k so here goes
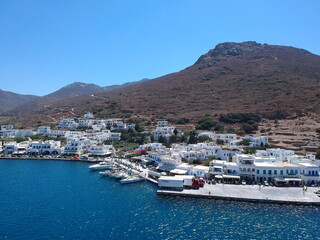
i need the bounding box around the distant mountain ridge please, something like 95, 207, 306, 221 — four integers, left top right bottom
2, 41, 320, 127
1, 78, 150, 116
0, 89, 39, 114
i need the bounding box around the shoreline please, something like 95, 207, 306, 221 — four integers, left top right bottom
3, 157, 320, 206
0, 156, 87, 162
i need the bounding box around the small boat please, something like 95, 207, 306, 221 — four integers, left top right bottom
120, 175, 144, 184
99, 170, 111, 176
107, 171, 122, 177
113, 171, 129, 180
88, 162, 114, 170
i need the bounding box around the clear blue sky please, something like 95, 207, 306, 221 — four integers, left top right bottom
0, 0, 319, 96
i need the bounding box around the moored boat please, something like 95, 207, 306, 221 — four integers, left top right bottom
88, 162, 114, 170
120, 175, 144, 184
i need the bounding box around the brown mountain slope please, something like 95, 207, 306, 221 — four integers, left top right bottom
0, 89, 39, 114
4, 41, 320, 127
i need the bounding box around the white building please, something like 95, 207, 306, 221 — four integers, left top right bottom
243, 136, 268, 148
49, 130, 70, 138
15, 130, 35, 138
266, 148, 295, 161
84, 112, 94, 118
297, 162, 319, 185
89, 145, 114, 156
26, 141, 62, 155
57, 118, 78, 130
198, 132, 237, 143
157, 120, 168, 127
4, 141, 28, 155
64, 139, 91, 155
37, 126, 51, 135
153, 126, 176, 142
1, 125, 14, 131
0, 129, 17, 139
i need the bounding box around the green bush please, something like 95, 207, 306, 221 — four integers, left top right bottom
238, 139, 251, 146
196, 116, 223, 131
219, 113, 261, 124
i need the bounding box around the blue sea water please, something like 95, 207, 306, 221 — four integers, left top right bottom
0, 159, 320, 240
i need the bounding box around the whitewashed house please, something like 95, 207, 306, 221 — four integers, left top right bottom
84, 112, 94, 118
4, 141, 28, 155
153, 126, 176, 142
26, 141, 62, 155
297, 162, 319, 185
37, 126, 51, 135
1, 125, 14, 131
89, 145, 114, 156
57, 118, 78, 130
15, 130, 35, 138
266, 148, 295, 161
157, 120, 168, 127
243, 136, 268, 147
64, 139, 91, 155
49, 130, 70, 138
198, 132, 237, 143
0, 129, 17, 139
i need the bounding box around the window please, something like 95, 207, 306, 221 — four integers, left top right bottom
257, 170, 260, 174
268, 170, 272, 175
263, 170, 266, 174
274, 170, 277, 175
280, 170, 283, 175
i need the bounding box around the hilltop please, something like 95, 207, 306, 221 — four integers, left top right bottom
2, 41, 320, 127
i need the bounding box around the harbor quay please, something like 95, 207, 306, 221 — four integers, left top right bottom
157, 183, 320, 205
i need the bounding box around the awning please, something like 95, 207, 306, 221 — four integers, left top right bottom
285, 178, 302, 182
274, 178, 287, 182
170, 169, 188, 175
215, 175, 223, 179
222, 175, 240, 179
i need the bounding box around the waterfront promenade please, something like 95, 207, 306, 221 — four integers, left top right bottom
158, 184, 320, 205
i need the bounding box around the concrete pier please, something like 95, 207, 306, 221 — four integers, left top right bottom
157, 184, 320, 205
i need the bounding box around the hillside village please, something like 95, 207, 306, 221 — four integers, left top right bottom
1, 112, 319, 186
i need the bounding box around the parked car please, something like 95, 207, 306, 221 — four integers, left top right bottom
264, 181, 269, 186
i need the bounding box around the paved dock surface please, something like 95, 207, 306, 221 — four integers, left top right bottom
158, 184, 320, 205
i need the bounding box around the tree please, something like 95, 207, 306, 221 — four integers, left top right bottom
176, 118, 190, 124
173, 128, 178, 136
238, 139, 251, 146
216, 139, 224, 145
196, 116, 223, 131
198, 135, 212, 143
158, 135, 167, 143
242, 122, 258, 134
188, 131, 198, 144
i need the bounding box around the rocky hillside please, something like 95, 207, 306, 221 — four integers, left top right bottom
45, 82, 106, 100
3, 41, 320, 127
0, 89, 39, 114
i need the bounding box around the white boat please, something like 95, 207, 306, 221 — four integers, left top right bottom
120, 175, 145, 184
89, 162, 114, 170
99, 170, 111, 176
113, 171, 129, 180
